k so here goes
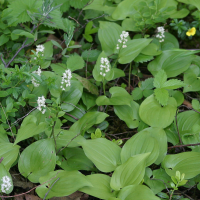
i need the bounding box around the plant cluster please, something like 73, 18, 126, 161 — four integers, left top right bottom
1, 0, 200, 200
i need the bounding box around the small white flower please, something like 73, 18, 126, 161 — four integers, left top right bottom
31, 66, 42, 87
37, 96, 46, 114
156, 26, 165, 42
116, 31, 129, 50
1, 176, 12, 193
99, 57, 110, 77
60, 69, 72, 91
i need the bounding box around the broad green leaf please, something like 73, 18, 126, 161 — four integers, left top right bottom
0, 143, 20, 170
162, 79, 185, 89
192, 99, 200, 111
56, 130, 85, 149
134, 54, 154, 63
110, 153, 150, 191
141, 78, 154, 90
14, 115, 46, 145
70, 0, 90, 9
122, 18, 141, 32
17, 31, 34, 38
169, 90, 184, 106
118, 185, 160, 200
162, 152, 200, 179
81, 138, 121, 173
61, 80, 83, 112
96, 87, 133, 106
161, 32, 179, 50
177, 111, 200, 134
153, 70, 167, 88
0, 91, 9, 97
0, 34, 9, 46
73, 74, 99, 95
148, 50, 197, 78
121, 127, 167, 165
36, 170, 92, 199
0, 163, 13, 194
83, 0, 105, 11
170, 8, 189, 18
141, 43, 162, 56
177, 0, 200, 10
82, 92, 97, 110
70, 111, 109, 134
61, 147, 94, 171
132, 88, 143, 100
114, 101, 139, 129
79, 174, 115, 199
154, 88, 169, 106
118, 39, 152, 64
67, 54, 85, 72
51, 63, 67, 76
139, 95, 177, 128
165, 124, 179, 146
92, 51, 114, 82
51, 39, 63, 49
0, 125, 9, 143
98, 21, 124, 56
18, 139, 56, 183
81, 49, 101, 62
183, 65, 200, 92
112, 0, 140, 20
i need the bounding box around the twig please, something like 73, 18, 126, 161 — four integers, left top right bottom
0, 102, 14, 139
56, 132, 81, 154
175, 109, 184, 150
0, 172, 61, 198
0, 54, 6, 66
43, 178, 60, 200
152, 178, 170, 193
64, 102, 85, 114
65, 113, 79, 121
168, 143, 200, 149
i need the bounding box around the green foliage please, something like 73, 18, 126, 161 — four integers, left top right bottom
1, 0, 200, 199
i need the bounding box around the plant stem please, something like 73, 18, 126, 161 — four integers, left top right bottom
103, 80, 106, 95
129, 63, 132, 93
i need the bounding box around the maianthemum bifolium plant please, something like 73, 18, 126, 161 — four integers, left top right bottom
1, 0, 200, 199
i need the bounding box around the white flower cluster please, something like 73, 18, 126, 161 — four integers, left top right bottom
31, 66, 42, 87
61, 69, 72, 91
116, 31, 129, 49
37, 96, 46, 114
34, 45, 45, 60
156, 27, 165, 42
100, 57, 110, 77
1, 176, 12, 193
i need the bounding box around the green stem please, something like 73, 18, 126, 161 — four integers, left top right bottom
103, 80, 106, 96
129, 63, 132, 93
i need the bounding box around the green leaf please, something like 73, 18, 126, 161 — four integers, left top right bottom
121, 127, 167, 165
14, 115, 46, 145
0, 163, 13, 194
61, 147, 94, 171
83, 34, 93, 42
161, 32, 179, 50
0, 143, 20, 170
110, 153, 150, 191
18, 139, 56, 183
148, 50, 197, 78
83, 0, 104, 11
134, 54, 154, 63
118, 39, 152, 64
153, 70, 167, 88
17, 31, 34, 38
51, 40, 63, 49
162, 79, 185, 89
139, 95, 177, 128
132, 88, 143, 100
96, 87, 133, 106
169, 90, 184, 107
0, 34, 9, 46
73, 73, 99, 95
36, 170, 92, 199
177, 0, 200, 10
114, 101, 139, 129
154, 88, 169, 106
141, 43, 162, 56
118, 185, 160, 200
122, 18, 141, 32
51, 63, 67, 76
81, 49, 101, 62
141, 78, 154, 90
80, 138, 121, 173
67, 54, 85, 72
162, 152, 200, 179
79, 174, 115, 199
192, 99, 200, 111
0, 91, 9, 97
70, 0, 90, 9
98, 21, 124, 56
183, 65, 200, 92
61, 80, 83, 112
70, 111, 108, 135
